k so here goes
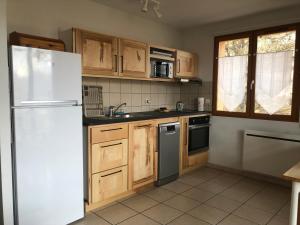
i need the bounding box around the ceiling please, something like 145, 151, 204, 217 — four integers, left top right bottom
94, 0, 300, 29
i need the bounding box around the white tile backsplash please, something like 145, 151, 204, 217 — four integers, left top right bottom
131, 81, 142, 94
82, 77, 205, 113
109, 79, 121, 93
132, 94, 142, 107
121, 80, 132, 93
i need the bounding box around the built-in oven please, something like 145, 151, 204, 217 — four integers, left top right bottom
188, 115, 210, 155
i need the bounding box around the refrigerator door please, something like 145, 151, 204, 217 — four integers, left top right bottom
13, 106, 84, 225
10, 46, 82, 107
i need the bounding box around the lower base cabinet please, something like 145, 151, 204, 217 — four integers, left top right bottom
92, 166, 128, 203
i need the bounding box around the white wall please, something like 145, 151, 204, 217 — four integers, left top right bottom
7, 0, 183, 49
0, 0, 14, 224
183, 6, 300, 169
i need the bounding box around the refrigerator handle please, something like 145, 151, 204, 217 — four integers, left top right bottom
20, 100, 80, 106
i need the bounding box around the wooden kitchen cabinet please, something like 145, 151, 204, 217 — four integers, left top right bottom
92, 166, 128, 203
10, 32, 65, 51
92, 139, 128, 173
119, 39, 149, 78
176, 50, 198, 78
129, 120, 156, 189
73, 29, 118, 76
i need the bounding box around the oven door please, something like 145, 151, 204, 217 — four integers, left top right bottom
188, 124, 210, 154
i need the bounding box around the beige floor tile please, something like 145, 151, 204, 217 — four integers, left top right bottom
95, 203, 137, 224
211, 173, 242, 185
164, 195, 200, 212
70, 213, 110, 225
91, 201, 117, 212
276, 203, 290, 218
188, 204, 228, 225
178, 175, 206, 186
122, 195, 158, 212
191, 167, 223, 181
245, 193, 287, 214
205, 195, 242, 213
218, 215, 258, 225
167, 214, 210, 225
118, 214, 160, 225
161, 181, 192, 193
182, 188, 215, 203
117, 193, 139, 202
233, 204, 274, 225
142, 204, 183, 224
197, 180, 228, 194
267, 215, 289, 225
221, 180, 262, 203
143, 187, 176, 202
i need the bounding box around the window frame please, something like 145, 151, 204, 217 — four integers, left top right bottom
212, 23, 300, 122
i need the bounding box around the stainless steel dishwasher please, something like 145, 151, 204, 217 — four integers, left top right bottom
156, 122, 180, 186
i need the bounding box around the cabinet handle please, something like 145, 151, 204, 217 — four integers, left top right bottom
120, 56, 124, 73
100, 43, 104, 62
101, 170, 122, 178
177, 59, 180, 73
184, 122, 188, 146
101, 128, 122, 132
114, 55, 118, 73
101, 142, 122, 148
137, 124, 152, 128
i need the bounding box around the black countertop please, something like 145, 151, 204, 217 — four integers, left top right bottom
83, 110, 211, 126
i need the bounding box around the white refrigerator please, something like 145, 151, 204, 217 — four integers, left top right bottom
10, 46, 84, 225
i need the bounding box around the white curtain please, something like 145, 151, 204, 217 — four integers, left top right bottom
218, 56, 248, 111
255, 51, 294, 115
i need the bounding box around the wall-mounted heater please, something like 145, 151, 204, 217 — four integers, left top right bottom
243, 130, 300, 178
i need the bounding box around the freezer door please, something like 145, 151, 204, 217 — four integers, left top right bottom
13, 106, 84, 225
11, 46, 82, 107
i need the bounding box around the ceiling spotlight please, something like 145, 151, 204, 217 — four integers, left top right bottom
140, 0, 162, 18
152, 0, 162, 18
141, 0, 149, 12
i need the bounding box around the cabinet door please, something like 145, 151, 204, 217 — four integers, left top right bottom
129, 121, 155, 189
119, 39, 148, 78
180, 117, 189, 172
92, 139, 128, 173
92, 166, 128, 203
176, 50, 198, 78
76, 30, 118, 76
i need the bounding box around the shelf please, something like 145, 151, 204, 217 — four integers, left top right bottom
150, 54, 175, 62
82, 74, 178, 82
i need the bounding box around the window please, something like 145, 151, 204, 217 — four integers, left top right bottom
213, 24, 300, 121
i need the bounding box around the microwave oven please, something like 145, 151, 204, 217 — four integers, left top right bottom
151, 60, 174, 78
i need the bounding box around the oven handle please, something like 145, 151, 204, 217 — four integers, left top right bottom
189, 124, 211, 130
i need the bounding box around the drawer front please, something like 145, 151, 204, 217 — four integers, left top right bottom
91, 124, 128, 144
92, 166, 128, 203
92, 139, 128, 173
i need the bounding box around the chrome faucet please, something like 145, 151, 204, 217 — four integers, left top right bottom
109, 102, 127, 117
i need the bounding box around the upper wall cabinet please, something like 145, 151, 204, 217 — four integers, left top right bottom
119, 39, 148, 78
73, 29, 118, 76
61, 29, 148, 78
60, 28, 199, 80
175, 50, 198, 78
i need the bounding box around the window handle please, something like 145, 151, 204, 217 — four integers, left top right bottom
250, 80, 255, 90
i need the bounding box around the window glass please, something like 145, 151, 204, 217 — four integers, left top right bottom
217, 38, 249, 112
255, 31, 296, 115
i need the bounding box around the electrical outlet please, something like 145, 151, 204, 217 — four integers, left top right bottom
145, 98, 151, 105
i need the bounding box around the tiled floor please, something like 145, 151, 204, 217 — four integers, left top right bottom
72, 167, 291, 225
